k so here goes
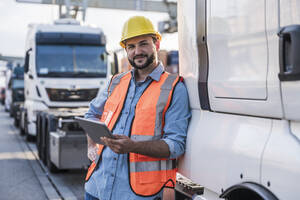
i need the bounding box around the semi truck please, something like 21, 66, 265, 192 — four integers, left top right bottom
21, 18, 110, 171
175, 0, 300, 200
0, 64, 6, 105
4, 64, 12, 112
8, 65, 25, 127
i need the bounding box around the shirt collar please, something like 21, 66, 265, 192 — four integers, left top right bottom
131, 63, 164, 82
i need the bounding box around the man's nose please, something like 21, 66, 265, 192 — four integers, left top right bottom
134, 45, 143, 55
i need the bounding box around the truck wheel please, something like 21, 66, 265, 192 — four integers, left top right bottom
36, 114, 42, 160
20, 123, 25, 135
14, 116, 19, 127
40, 118, 47, 165
45, 124, 59, 173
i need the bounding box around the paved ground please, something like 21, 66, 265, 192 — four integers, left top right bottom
0, 104, 175, 200
0, 105, 86, 200
0, 105, 49, 200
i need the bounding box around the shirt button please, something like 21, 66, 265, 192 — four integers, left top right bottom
113, 157, 117, 160
121, 127, 124, 129
125, 111, 128, 114
111, 173, 114, 177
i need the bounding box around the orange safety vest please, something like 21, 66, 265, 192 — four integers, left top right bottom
85, 70, 182, 197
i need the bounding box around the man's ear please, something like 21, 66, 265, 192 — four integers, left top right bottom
155, 40, 160, 51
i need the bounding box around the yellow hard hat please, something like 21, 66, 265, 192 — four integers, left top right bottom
120, 16, 162, 48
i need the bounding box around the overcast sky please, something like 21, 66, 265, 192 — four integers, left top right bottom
0, 0, 178, 57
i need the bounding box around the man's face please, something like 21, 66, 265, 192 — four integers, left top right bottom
125, 35, 158, 70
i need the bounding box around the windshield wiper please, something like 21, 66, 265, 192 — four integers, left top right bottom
38, 71, 106, 78
38, 71, 72, 77
72, 72, 106, 77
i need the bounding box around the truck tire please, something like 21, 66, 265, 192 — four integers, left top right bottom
20, 127, 25, 135
14, 116, 19, 127
9, 107, 13, 117
36, 113, 42, 160
19, 118, 25, 135
45, 116, 59, 173
19, 109, 26, 135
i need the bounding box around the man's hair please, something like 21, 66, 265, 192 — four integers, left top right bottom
151, 35, 158, 43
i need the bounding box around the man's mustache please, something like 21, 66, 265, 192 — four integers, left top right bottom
133, 54, 147, 60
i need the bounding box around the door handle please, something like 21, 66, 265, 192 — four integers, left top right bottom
278, 25, 300, 81
28, 73, 33, 79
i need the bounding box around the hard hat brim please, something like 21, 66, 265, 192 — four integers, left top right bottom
120, 32, 161, 48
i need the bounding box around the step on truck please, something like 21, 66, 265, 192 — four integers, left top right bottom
175, 1, 300, 200
22, 18, 110, 171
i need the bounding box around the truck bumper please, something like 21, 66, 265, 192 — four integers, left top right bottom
50, 132, 90, 169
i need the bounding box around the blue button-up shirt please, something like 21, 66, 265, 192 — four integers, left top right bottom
85, 64, 191, 200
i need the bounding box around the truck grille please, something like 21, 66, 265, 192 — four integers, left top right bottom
46, 88, 98, 102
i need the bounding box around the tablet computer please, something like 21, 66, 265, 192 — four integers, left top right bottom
75, 117, 113, 145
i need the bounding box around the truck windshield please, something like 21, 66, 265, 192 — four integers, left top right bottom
12, 79, 24, 89
36, 45, 107, 78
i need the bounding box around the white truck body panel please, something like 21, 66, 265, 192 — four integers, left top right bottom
178, 0, 300, 199
178, 110, 272, 196
261, 120, 300, 200
177, 0, 200, 110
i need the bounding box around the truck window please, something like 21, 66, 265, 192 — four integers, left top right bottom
12, 79, 24, 89
36, 45, 107, 78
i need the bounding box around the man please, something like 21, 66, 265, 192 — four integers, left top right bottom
84, 16, 191, 200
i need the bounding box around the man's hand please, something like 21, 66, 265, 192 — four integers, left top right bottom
101, 135, 135, 154
101, 135, 170, 158
87, 143, 98, 161
87, 135, 97, 161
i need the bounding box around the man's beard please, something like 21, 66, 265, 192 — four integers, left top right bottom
128, 53, 155, 70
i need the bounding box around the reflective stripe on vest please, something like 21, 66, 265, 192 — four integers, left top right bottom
85, 71, 181, 197
130, 159, 176, 173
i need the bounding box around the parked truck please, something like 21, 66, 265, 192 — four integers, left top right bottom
8, 65, 25, 126
0, 64, 5, 105
4, 63, 13, 112
175, 0, 300, 200
22, 18, 110, 171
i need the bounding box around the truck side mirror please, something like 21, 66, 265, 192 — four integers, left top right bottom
100, 52, 108, 62
8, 79, 12, 89
112, 52, 119, 75
24, 48, 32, 73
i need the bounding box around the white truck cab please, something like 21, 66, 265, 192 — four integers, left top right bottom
176, 1, 300, 200
23, 18, 109, 138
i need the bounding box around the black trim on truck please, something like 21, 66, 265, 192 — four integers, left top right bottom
36, 32, 106, 46
278, 25, 300, 81
196, 0, 210, 110
220, 182, 278, 200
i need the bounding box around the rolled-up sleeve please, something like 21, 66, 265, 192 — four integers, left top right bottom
84, 81, 110, 121
161, 81, 191, 159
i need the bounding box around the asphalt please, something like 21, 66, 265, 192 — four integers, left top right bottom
0, 105, 60, 200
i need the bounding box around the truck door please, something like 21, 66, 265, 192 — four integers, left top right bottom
202, 0, 283, 118
278, 0, 300, 121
